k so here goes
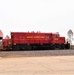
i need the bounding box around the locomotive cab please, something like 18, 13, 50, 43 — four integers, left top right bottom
51, 33, 70, 49
51, 33, 60, 44
51, 33, 65, 49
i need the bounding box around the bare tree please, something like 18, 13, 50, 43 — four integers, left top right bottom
67, 29, 73, 45
5, 35, 10, 39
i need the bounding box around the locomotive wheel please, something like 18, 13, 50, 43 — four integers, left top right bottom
25, 45, 32, 50
50, 44, 55, 50
12, 45, 20, 51
59, 44, 65, 49
20, 45, 32, 50
61, 44, 65, 49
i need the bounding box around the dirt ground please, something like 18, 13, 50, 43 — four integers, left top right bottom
0, 56, 74, 75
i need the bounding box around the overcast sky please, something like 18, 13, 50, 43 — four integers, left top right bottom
0, 0, 74, 38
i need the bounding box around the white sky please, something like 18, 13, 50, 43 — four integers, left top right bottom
0, 0, 74, 38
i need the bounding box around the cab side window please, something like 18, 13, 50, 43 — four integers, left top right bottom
54, 34, 59, 38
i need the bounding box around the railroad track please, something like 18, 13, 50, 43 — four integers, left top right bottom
0, 49, 74, 57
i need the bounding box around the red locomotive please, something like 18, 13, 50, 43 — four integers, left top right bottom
0, 31, 70, 50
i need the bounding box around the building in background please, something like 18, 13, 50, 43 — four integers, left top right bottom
0, 30, 3, 49
0, 30, 3, 38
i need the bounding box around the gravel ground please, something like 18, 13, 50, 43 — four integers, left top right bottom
0, 49, 74, 57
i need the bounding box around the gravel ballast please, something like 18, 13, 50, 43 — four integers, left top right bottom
0, 49, 74, 57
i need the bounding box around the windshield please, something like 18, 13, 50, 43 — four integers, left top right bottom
54, 34, 59, 38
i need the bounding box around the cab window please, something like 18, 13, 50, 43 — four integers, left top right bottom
54, 34, 59, 38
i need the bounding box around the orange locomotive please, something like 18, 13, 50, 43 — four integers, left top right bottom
1, 32, 70, 50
